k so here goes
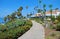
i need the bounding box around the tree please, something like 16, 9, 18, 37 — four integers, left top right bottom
57, 15, 60, 22
17, 11, 21, 19
39, 0, 41, 4
43, 4, 46, 18
30, 13, 32, 17
26, 6, 28, 9
38, 0, 42, 8
17, 6, 23, 12
49, 4, 53, 20
11, 13, 16, 20
38, 0, 42, 13
26, 6, 29, 18
37, 9, 42, 13
27, 14, 29, 18
55, 8, 59, 18
17, 6, 23, 18
55, 8, 59, 10
27, 13, 32, 18
4, 16, 7, 22
34, 6, 38, 11
7, 15, 11, 21
43, 4, 47, 27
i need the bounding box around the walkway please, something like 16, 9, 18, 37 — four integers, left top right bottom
18, 20, 45, 39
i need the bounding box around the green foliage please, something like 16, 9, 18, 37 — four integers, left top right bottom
50, 33, 56, 37
0, 20, 32, 39
51, 16, 55, 22
57, 15, 60, 22
25, 20, 32, 26
56, 22, 60, 31
49, 26, 55, 29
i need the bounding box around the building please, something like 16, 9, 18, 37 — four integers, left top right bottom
32, 10, 60, 18
46, 10, 60, 18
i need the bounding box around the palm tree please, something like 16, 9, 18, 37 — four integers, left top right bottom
39, 0, 41, 3
34, 6, 38, 11
17, 6, 23, 12
49, 4, 52, 20
43, 4, 46, 19
27, 13, 32, 18
37, 9, 42, 13
17, 11, 21, 19
27, 14, 29, 18
55, 8, 59, 18
26, 6, 29, 18
39, 0, 42, 7
55, 8, 59, 10
26, 6, 28, 9
29, 13, 32, 17
4, 16, 7, 22
38, 0, 42, 13
11, 13, 16, 20
7, 15, 11, 21
17, 6, 23, 18
43, 4, 47, 27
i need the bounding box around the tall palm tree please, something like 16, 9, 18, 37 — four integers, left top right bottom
43, 4, 47, 27
26, 6, 29, 18
17, 6, 23, 18
49, 4, 52, 20
38, 0, 42, 13
43, 4, 46, 19
34, 6, 38, 11
39, 0, 42, 8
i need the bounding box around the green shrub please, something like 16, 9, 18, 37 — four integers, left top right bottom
57, 15, 60, 22
0, 20, 32, 39
51, 16, 55, 22
49, 26, 55, 29
25, 20, 32, 26
50, 33, 56, 37
56, 22, 60, 31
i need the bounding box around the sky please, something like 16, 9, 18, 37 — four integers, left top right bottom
0, 0, 60, 18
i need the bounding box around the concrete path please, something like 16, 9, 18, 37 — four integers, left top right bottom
18, 21, 45, 39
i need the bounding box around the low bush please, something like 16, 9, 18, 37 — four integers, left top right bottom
49, 25, 55, 29
57, 15, 60, 22
56, 22, 60, 31
0, 20, 32, 39
51, 16, 55, 22
50, 33, 56, 37
25, 20, 32, 26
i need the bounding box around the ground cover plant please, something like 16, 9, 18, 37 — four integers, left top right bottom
0, 19, 32, 39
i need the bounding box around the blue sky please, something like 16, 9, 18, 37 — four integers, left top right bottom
0, 0, 60, 18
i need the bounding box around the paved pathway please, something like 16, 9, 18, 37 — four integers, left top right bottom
18, 21, 45, 39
